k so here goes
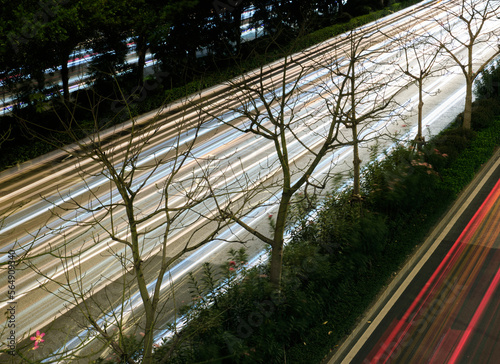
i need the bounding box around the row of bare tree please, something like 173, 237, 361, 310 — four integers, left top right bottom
2, 1, 500, 362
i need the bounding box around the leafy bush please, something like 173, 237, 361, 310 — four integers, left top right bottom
475, 60, 500, 100
470, 98, 500, 130
356, 6, 373, 16
429, 127, 476, 162
440, 119, 500, 196
336, 12, 352, 23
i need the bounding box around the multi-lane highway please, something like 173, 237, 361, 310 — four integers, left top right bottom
1, 0, 500, 360
0, 45, 157, 115
0, 7, 261, 115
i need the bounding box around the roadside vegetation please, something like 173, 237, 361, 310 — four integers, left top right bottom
109, 63, 500, 363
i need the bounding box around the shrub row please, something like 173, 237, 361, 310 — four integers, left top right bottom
148, 111, 500, 363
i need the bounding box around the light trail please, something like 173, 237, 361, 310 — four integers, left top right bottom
367, 176, 500, 364
2, 0, 500, 360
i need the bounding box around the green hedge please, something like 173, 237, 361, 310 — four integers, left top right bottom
275, 120, 500, 363
151, 112, 500, 363
440, 120, 500, 196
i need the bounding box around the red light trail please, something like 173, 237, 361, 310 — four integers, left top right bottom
367, 177, 500, 363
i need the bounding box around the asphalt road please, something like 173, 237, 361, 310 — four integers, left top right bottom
329, 147, 500, 364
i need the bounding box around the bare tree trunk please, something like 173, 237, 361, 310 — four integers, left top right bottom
269, 240, 284, 288
352, 122, 361, 199
136, 34, 147, 87
60, 55, 70, 104
269, 191, 292, 287
142, 316, 155, 364
463, 80, 473, 129
350, 71, 361, 201
463, 50, 474, 130
416, 77, 425, 148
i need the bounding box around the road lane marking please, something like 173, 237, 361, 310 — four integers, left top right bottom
336, 150, 500, 363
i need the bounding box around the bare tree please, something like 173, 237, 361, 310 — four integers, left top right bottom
431, 0, 500, 129
7, 88, 226, 363
385, 20, 446, 148
0, 126, 10, 147
201, 45, 348, 288
317, 28, 402, 200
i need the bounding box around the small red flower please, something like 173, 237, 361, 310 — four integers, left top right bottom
229, 267, 235, 272
30, 330, 45, 350
229, 260, 236, 266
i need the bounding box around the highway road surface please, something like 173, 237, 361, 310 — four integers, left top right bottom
0, 8, 260, 115
329, 148, 500, 364
1, 0, 499, 361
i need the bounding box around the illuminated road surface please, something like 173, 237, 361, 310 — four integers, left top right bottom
371, 181, 500, 363
1, 0, 499, 360
336, 154, 500, 364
